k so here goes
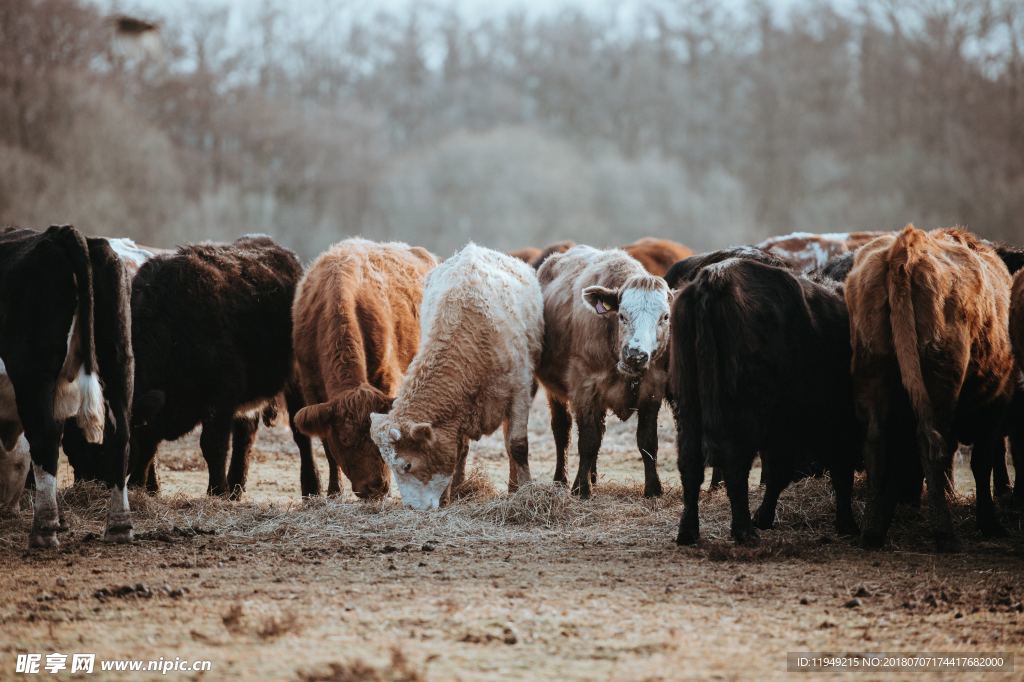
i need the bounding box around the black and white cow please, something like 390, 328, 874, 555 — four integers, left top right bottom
0, 226, 132, 548
127, 235, 311, 498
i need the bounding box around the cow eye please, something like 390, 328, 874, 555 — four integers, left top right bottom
403, 462, 412, 473
661, 313, 669, 322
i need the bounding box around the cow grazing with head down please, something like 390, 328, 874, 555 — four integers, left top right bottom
292, 239, 438, 498
621, 237, 694, 277
758, 231, 888, 274
535, 246, 672, 498
671, 256, 860, 544
846, 226, 1015, 552
0, 225, 127, 548
370, 244, 543, 509
128, 235, 311, 499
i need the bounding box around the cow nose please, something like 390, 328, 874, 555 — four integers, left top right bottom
625, 349, 649, 367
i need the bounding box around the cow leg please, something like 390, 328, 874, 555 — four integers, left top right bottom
322, 440, 342, 496
722, 448, 757, 544
920, 428, 960, 552
858, 379, 895, 549
571, 405, 604, 499
993, 438, 1011, 500
13, 377, 63, 549
443, 436, 470, 505
830, 452, 859, 536
199, 414, 232, 497
549, 395, 571, 486
676, 402, 703, 545
708, 467, 724, 490
227, 414, 259, 500
284, 387, 319, 497
752, 452, 788, 530
128, 428, 162, 494
504, 385, 532, 492
971, 435, 1007, 538
637, 400, 662, 498
1009, 419, 1024, 507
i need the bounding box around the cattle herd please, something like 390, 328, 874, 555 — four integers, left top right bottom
1, 224, 1023, 555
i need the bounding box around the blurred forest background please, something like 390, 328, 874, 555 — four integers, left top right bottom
1, 0, 1022, 258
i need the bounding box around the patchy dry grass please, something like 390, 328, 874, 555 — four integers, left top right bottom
2, 405, 1023, 680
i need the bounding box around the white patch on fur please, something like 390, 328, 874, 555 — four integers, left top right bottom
0, 359, 19, 423
107, 238, 154, 270
0, 434, 30, 513
618, 287, 670, 360
109, 484, 129, 516
75, 367, 105, 444
32, 464, 58, 526
395, 471, 452, 510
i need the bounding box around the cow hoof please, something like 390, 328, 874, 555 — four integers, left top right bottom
553, 476, 568, 487
572, 485, 592, 500
28, 530, 59, 550
643, 481, 663, 498
104, 526, 134, 543
934, 533, 963, 554
676, 526, 699, 546
751, 509, 774, 530
731, 526, 759, 545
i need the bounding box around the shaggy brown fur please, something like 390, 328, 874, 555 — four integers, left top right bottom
370, 245, 544, 509
535, 246, 672, 499
846, 225, 1015, 552
292, 239, 437, 499
621, 237, 694, 277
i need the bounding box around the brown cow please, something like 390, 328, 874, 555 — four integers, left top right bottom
536, 246, 672, 498
621, 237, 694, 277
370, 244, 544, 509
292, 239, 437, 498
759, 231, 887, 273
509, 246, 542, 264
846, 226, 1015, 552
530, 240, 575, 269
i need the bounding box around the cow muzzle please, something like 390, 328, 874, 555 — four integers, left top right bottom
620, 348, 650, 374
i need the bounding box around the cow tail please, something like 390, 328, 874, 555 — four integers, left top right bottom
887, 226, 941, 458
53, 225, 105, 444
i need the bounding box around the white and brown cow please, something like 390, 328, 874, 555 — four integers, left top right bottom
535, 245, 672, 498
0, 226, 123, 548
370, 244, 544, 509
757, 231, 887, 274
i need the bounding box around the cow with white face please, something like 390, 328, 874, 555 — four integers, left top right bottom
369, 244, 544, 511
536, 245, 673, 499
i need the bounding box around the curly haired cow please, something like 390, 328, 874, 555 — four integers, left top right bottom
846, 226, 1015, 551
370, 244, 543, 509
671, 257, 860, 544
758, 230, 888, 273
292, 239, 438, 498
536, 246, 672, 498
128, 235, 310, 499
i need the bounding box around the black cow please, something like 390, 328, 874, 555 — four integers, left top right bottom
670, 257, 860, 544
664, 246, 786, 291
0, 225, 132, 548
127, 235, 311, 498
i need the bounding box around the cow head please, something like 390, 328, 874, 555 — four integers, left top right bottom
583, 274, 671, 376
368, 412, 456, 510
293, 384, 393, 499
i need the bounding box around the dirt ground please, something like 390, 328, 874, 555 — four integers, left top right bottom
2, 392, 1023, 681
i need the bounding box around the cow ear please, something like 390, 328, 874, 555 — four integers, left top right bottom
293, 402, 337, 437
369, 413, 399, 443
582, 285, 619, 314
409, 422, 434, 446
